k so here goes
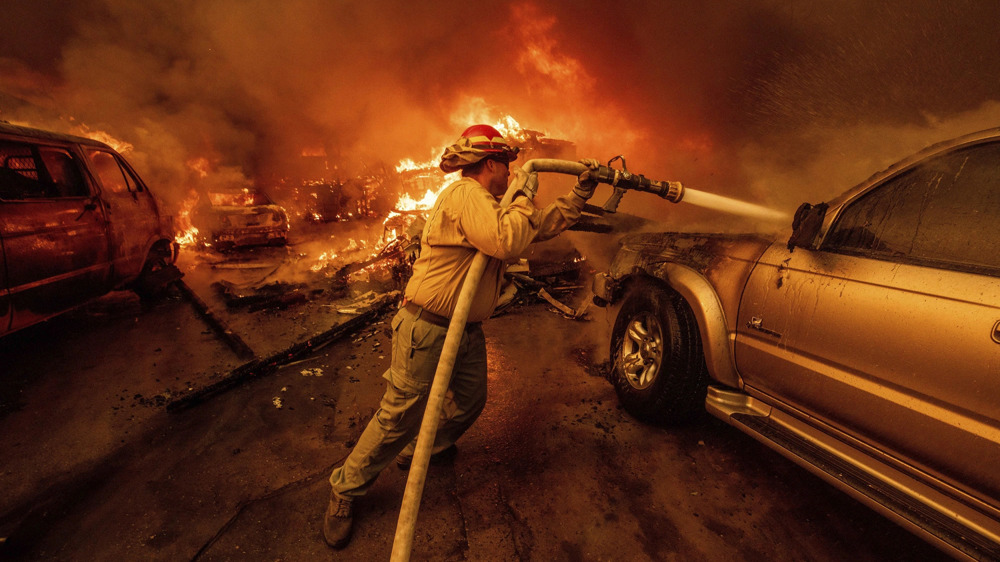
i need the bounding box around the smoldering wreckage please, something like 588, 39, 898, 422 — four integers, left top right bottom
125, 130, 670, 412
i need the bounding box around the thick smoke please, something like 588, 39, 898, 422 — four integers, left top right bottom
2, 0, 1000, 222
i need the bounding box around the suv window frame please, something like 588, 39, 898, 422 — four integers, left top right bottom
820, 141, 1000, 278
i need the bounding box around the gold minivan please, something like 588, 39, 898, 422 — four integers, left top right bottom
0, 123, 177, 337
594, 127, 1000, 560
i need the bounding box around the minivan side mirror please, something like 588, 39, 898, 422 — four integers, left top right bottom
787, 202, 828, 250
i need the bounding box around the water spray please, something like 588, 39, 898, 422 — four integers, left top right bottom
390, 157, 785, 561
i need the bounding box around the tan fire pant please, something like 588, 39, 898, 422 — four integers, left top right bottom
329, 306, 487, 499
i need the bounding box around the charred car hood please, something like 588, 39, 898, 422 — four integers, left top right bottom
616, 232, 774, 272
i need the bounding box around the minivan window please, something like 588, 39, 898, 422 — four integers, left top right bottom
85, 148, 141, 194
824, 141, 1000, 275
0, 140, 87, 200
38, 148, 88, 197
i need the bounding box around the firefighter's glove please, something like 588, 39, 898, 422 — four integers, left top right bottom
573, 158, 600, 200
512, 165, 539, 201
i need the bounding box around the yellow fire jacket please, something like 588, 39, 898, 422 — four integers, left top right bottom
404, 176, 586, 322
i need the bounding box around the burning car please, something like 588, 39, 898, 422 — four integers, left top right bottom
0, 123, 178, 337
198, 188, 288, 251
593, 128, 1000, 559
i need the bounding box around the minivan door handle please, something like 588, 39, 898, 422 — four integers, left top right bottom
75, 199, 99, 221
992, 320, 1000, 344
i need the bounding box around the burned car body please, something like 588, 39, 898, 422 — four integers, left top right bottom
0, 123, 177, 337
593, 128, 1000, 559
199, 189, 287, 250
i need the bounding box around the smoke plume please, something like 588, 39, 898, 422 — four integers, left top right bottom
2, 0, 999, 221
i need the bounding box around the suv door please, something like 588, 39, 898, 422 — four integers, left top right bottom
0, 139, 111, 334
82, 148, 159, 282
735, 141, 1000, 508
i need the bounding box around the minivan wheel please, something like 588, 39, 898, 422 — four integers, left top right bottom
132, 249, 178, 301
609, 279, 710, 424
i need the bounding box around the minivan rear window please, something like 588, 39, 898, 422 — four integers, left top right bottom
0, 141, 88, 200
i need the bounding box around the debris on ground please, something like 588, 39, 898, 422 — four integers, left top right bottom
335, 290, 401, 315
538, 288, 593, 320
167, 297, 397, 412
213, 280, 321, 311
211, 261, 281, 270
493, 253, 595, 320
493, 280, 520, 315
333, 235, 417, 289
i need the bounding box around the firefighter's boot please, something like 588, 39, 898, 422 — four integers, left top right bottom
323, 492, 353, 549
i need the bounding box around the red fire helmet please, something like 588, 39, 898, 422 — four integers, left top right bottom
458, 124, 520, 162
440, 124, 521, 173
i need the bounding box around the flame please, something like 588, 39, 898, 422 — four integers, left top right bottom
68, 124, 134, 154
301, 146, 326, 157
395, 188, 445, 211
391, 113, 528, 212
168, 159, 211, 246
307, 113, 558, 283
493, 115, 529, 142
187, 157, 211, 178
310, 250, 338, 272
174, 191, 201, 246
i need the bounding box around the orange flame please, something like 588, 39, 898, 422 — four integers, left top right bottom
68, 124, 134, 154
187, 157, 211, 179
392, 114, 528, 212
174, 196, 200, 247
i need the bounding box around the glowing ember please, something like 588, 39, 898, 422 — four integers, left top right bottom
310, 250, 338, 272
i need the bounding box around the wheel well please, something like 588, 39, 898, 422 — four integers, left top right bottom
616, 273, 683, 310
146, 238, 177, 264
615, 270, 741, 389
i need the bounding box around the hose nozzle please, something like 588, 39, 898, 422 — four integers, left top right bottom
594, 156, 683, 213
594, 165, 684, 203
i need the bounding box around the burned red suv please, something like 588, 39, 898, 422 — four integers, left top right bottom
0, 123, 177, 337
593, 127, 1000, 560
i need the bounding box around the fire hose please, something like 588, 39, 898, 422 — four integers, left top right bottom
389, 157, 687, 561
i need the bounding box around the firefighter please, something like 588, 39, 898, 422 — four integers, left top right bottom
323, 124, 599, 549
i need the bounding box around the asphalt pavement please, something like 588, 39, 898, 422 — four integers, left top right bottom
0, 283, 949, 561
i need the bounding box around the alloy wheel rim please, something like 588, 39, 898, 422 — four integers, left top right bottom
619, 312, 663, 390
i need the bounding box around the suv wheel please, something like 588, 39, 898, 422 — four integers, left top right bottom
609, 279, 709, 424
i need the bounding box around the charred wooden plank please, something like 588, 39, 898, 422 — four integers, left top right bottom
166, 297, 397, 413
